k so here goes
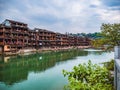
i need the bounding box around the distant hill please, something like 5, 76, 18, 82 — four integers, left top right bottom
67, 32, 103, 39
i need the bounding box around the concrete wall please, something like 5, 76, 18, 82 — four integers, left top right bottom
115, 46, 120, 59
114, 46, 120, 90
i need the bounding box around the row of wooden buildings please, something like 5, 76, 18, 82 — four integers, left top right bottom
0, 19, 91, 53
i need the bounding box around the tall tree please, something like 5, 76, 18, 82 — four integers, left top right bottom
92, 23, 120, 49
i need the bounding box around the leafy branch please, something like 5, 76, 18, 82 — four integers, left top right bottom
62, 60, 114, 90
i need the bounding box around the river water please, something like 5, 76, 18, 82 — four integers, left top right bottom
0, 49, 114, 90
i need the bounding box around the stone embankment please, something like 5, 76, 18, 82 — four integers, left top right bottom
2, 46, 91, 56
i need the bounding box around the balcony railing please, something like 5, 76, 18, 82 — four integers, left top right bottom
0, 35, 4, 38
0, 30, 3, 32
0, 42, 4, 45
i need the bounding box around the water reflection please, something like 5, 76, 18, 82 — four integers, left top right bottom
0, 49, 90, 85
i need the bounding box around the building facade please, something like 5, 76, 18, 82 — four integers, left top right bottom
0, 19, 91, 53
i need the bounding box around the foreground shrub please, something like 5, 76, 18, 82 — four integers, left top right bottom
62, 60, 114, 90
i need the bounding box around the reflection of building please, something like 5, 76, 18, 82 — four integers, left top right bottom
0, 50, 88, 85
4, 56, 10, 63
0, 19, 91, 53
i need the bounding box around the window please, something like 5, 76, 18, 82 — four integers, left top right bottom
7, 46, 10, 49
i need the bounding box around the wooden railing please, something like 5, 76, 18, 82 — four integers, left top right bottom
0, 42, 4, 45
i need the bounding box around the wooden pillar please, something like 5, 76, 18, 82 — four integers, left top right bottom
1, 46, 4, 55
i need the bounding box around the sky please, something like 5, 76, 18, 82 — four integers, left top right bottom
0, 0, 120, 34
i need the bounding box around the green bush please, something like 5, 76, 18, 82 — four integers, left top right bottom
62, 60, 114, 90
103, 59, 114, 71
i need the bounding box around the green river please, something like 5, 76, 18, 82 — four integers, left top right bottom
0, 49, 114, 90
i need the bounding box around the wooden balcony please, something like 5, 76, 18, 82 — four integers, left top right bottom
4, 42, 11, 45
4, 30, 11, 33
0, 29, 4, 32
0, 35, 4, 38
18, 36, 25, 39
4, 35, 11, 39
0, 42, 4, 45
11, 31, 18, 34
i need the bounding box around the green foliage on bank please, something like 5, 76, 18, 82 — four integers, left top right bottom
92, 23, 120, 49
62, 60, 114, 90
70, 32, 102, 39
103, 59, 114, 71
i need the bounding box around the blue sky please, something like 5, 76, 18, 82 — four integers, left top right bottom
0, 0, 120, 33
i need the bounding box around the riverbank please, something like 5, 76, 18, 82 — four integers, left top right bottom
1, 46, 91, 56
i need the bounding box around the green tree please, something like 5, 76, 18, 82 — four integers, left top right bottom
62, 61, 114, 90
92, 23, 120, 49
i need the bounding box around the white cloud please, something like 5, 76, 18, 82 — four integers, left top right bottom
96, 8, 120, 23
90, 0, 102, 6
0, 0, 120, 33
